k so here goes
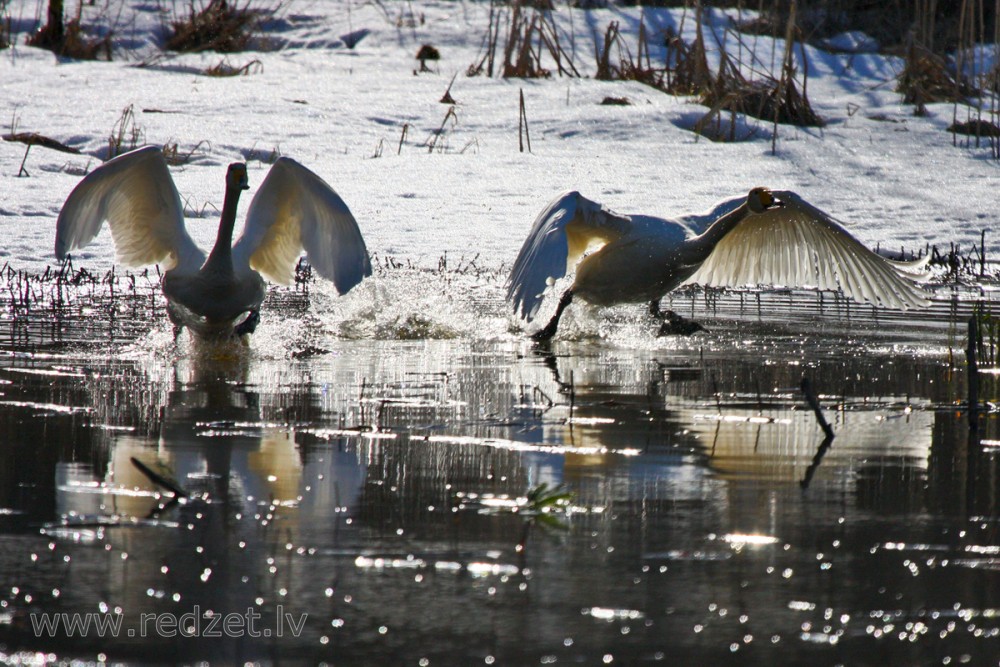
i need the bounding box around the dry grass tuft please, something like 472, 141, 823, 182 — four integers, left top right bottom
948, 119, 1000, 138
697, 55, 824, 140
204, 57, 263, 76
162, 140, 210, 166
897, 43, 976, 114
467, 0, 578, 79
166, 0, 264, 54
594, 20, 666, 90
28, 8, 112, 61
696, 4, 823, 145
108, 104, 143, 159
663, 26, 711, 95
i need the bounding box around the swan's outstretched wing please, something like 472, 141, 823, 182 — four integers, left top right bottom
684, 190, 930, 309
506, 191, 632, 321
55, 146, 202, 271
234, 158, 372, 292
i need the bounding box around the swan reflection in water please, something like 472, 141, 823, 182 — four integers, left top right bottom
51, 345, 367, 644
520, 346, 933, 515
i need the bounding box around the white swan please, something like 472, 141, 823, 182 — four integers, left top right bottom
507, 188, 931, 340
55, 146, 372, 339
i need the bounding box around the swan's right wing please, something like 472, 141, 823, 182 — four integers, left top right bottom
684, 190, 930, 309
55, 146, 202, 271
506, 191, 630, 322
234, 157, 372, 292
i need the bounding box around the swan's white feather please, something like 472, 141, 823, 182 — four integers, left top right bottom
683, 190, 930, 309
506, 191, 631, 321
55, 146, 203, 273
234, 157, 372, 291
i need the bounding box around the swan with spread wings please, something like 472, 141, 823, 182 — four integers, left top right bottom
506, 188, 931, 340
56, 146, 372, 339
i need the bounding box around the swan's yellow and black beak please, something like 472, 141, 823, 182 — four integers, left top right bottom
747, 187, 778, 214
227, 163, 250, 191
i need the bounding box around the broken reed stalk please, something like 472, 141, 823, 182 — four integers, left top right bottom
397, 123, 409, 155
594, 20, 619, 81
800, 377, 835, 440
17, 143, 30, 177
425, 106, 457, 153
519, 88, 531, 153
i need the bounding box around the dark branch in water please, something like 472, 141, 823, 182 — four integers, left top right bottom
130, 457, 188, 498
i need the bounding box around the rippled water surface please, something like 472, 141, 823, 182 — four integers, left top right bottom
1, 279, 998, 666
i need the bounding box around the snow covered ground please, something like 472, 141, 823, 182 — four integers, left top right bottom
1, 0, 997, 333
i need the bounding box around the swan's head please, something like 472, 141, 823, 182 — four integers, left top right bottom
227, 163, 250, 192
747, 187, 777, 214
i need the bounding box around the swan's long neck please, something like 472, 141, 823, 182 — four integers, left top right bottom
682, 202, 751, 264
202, 181, 244, 275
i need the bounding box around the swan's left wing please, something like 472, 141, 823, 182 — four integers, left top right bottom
55, 146, 202, 272
234, 158, 372, 292
506, 191, 631, 322
684, 190, 931, 309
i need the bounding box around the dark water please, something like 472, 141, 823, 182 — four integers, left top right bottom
0, 283, 999, 666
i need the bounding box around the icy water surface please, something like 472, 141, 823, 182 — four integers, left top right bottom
0, 281, 999, 666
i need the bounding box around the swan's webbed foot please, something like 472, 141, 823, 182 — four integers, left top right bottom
234, 310, 260, 337
648, 299, 705, 336
655, 309, 705, 337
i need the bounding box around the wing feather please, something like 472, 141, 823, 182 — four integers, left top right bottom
684, 190, 929, 309
55, 146, 201, 271
234, 158, 372, 292
506, 191, 631, 322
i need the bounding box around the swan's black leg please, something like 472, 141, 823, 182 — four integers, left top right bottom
649, 298, 664, 319
234, 310, 260, 337
531, 290, 574, 342
166, 305, 184, 342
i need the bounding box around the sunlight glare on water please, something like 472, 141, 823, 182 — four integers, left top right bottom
1, 292, 999, 665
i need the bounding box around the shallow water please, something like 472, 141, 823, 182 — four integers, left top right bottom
0, 278, 999, 666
